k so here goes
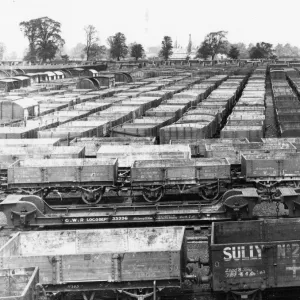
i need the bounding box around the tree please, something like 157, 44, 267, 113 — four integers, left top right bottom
159, 36, 173, 60
5, 51, 18, 60
196, 41, 211, 60
130, 43, 144, 61
69, 43, 85, 60
88, 44, 107, 60
275, 44, 285, 58
228, 46, 240, 59
196, 31, 228, 60
249, 47, 265, 59
107, 32, 128, 61
249, 42, 274, 59
19, 18, 39, 62
0, 43, 6, 61
233, 43, 248, 59
20, 17, 65, 62
61, 54, 69, 62
83, 25, 99, 61
274, 43, 300, 58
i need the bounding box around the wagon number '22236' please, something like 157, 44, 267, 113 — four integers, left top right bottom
223, 243, 300, 262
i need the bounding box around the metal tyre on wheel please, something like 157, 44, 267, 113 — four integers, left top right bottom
142, 186, 165, 203
81, 187, 105, 205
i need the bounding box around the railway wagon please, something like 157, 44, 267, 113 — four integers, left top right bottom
0, 267, 39, 300
220, 125, 264, 142
0, 227, 188, 300
261, 137, 300, 150
131, 158, 231, 202
241, 152, 300, 181
97, 144, 191, 168
70, 137, 156, 157
7, 158, 118, 204
0, 146, 85, 169
176, 114, 218, 137
279, 122, 300, 137
211, 218, 300, 300
0, 138, 61, 147
171, 138, 249, 157
205, 142, 296, 164
160, 123, 209, 143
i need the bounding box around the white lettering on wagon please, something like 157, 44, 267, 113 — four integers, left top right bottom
223, 243, 300, 262
225, 268, 265, 278
223, 245, 263, 261
277, 243, 300, 259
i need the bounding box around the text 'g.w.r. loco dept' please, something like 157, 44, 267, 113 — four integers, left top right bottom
223, 243, 300, 261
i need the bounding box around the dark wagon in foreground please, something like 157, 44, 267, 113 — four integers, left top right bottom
211, 218, 300, 299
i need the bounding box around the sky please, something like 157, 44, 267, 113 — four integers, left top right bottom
1, 0, 300, 57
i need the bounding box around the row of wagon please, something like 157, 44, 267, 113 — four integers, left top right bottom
271, 70, 300, 137
0, 74, 192, 138
111, 74, 229, 141
1, 137, 300, 203
220, 68, 266, 142
4, 218, 300, 300
0, 64, 258, 142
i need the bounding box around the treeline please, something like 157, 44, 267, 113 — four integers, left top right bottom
1, 16, 300, 62
195, 31, 300, 60
17, 17, 146, 63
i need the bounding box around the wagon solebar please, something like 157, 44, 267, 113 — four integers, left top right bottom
1, 187, 300, 228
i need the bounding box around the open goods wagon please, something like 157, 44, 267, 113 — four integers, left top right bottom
241, 152, 300, 181
70, 137, 156, 157
0, 227, 191, 300
7, 158, 118, 204
131, 158, 231, 202
0, 267, 39, 300
211, 218, 300, 300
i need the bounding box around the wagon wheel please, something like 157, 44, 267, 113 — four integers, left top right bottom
80, 186, 105, 205
221, 189, 243, 202
142, 186, 165, 203
224, 195, 248, 211
198, 182, 220, 201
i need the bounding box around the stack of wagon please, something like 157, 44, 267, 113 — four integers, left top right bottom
221, 71, 266, 142
271, 70, 300, 137
109, 97, 168, 138
159, 75, 230, 143
109, 76, 208, 140
161, 75, 246, 144
288, 76, 300, 96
